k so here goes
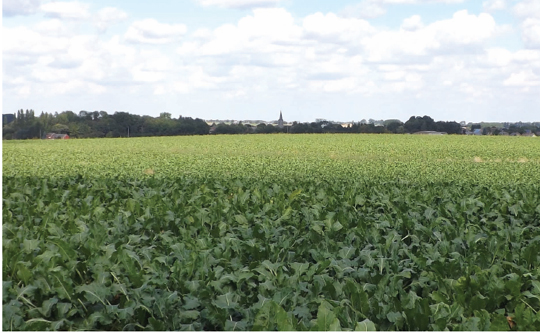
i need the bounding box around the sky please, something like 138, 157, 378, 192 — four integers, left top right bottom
2, 0, 540, 123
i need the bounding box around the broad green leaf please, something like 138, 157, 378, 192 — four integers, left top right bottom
316, 301, 340, 331
289, 189, 302, 202
403, 290, 421, 310
51, 319, 66, 330
458, 317, 481, 331
56, 302, 72, 318
329, 318, 341, 331
253, 301, 273, 331
275, 303, 295, 331
3, 281, 12, 303
22, 239, 40, 254
40, 297, 59, 317
386, 311, 403, 324
489, 314, 510, 331
312, 224, 324, 235
345, 279, 370, 315
3, 301, 24, 331
149, 318, 166, 331
214, 293, 238, 309
235, 215, 248, 224
531, 280, 540, 295
514, 303, 537, 330
75, 283, 108, 305
355, 319, 376, 331
180, 310, 200, 320
333, 221, 343, 232
182, 296, 200, 310
225, 320, 248, 331
50, 239, 77, 260
16, 265, 32, 285
24, 318, 51, 331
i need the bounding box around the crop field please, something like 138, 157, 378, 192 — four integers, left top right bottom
3, 134, 540, 330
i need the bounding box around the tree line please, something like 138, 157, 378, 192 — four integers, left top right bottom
3, 110, 466, 140
2, 110, 210, 140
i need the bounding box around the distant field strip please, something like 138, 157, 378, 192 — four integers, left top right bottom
3, 134, 540, 183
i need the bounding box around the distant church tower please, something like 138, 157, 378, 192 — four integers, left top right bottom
278, 111, 284, 128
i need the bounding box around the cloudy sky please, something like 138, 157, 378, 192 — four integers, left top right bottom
3, 0, 540, 123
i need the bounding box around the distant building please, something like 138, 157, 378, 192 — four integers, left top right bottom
278, 111, 284, 129
413, 131, 447, 135
45, 133, 70, 139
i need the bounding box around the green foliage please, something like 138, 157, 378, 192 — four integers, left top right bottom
3, 134, 540, 330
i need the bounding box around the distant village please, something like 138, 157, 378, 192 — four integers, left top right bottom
2, 110, 539, 140
204, 113, 539, 137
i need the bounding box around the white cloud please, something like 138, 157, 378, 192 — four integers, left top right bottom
309, 77, 361, 93
34, 19, 71, 36
170, 8, 518, 100
3, 0, 40, 16
303, 12, 375, 43
3, 21, 159, 98
521, 18, 540, 49
238, 8, 300, 42
513, 0, 540, 19
484, 47, 512, 67
340, 1, 386, 19
196, 0, 282, 9
512, 0, 540, 49
383, 70, 406, 81
3, 5, 539, 121
175, 8, 419, 95
401, 15, 423, 31
341, 0, 468, 20
366, 10, 496, 62
125, 19, 187, 44
483, 0, 506, 12
430, 10, 496, 45
131, 50, 173, 82
3, 26, 70, 56
40, 1, 90, 20
504, 70, 540, 86
37, 80, 107, 95
375, 0, 465, 3
95, 7, 128, 32
364, 10, 496, 63
188, 8, 302, 57
341, 0, 467, 20
513, 49, 540, 63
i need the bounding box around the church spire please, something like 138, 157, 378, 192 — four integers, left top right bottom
278, 110, 284, 128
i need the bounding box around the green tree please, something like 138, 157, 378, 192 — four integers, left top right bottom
51, 123, 70, 134
386, 120, 404, 133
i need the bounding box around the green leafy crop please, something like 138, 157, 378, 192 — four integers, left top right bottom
3, 134, 540, 330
